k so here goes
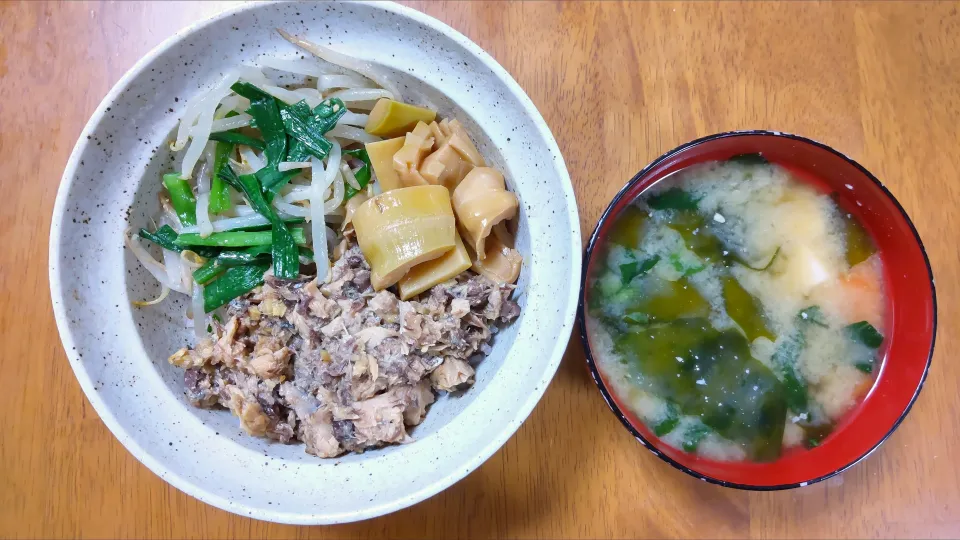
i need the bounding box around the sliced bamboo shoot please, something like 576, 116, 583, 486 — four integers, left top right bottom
419, 119, 479, 190
410, 122, 432, 138
365, 137, 406, 192
365, 99, 437, 138
341, 191, 369, 231
442, 119, 485, 167
492, 222, 514, 248
420, 144, 474, 190
428, 119, 485, 166
452, 167, 518, 259
428, 120, 448, 146
353, 185, 456, 290
398, 232, 472, 300
369, 267, 392, 291
471, 233, 522, 284
393, 122, 435, 187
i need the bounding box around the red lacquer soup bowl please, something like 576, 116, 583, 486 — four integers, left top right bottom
578, 131, 936, 489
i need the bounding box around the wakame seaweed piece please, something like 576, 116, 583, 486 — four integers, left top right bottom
139, 225, 219, 258
621, 254, 660, 285
688, 330, 788, 461
666, 211, 729, 265
770, 330, 809, 416
624, 275, 711, 323
846, 321, 884, 349
202, 261, 272, 312
622, 311, 651, 326
236, 173, 300, 280
722, 276, 776, 342
613, 318, 719, 403
208, 131, 266, 150
615, 318, 787, 461
343, 147, 372, 200
653, 403, 681, 436
646, 187, 700, 210
839, 206, 877, 267
739, 246, 781, 272
802, 422, 835, 449
727, 153, 769, 165
798, 305, 829, 328
681, 422, 712, 452
669, 209, 780, 271
594, 265, 707, 331
782, 369, 809, 415
607, 205, 649, 248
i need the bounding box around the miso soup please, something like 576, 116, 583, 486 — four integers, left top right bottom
586, 157, 886, 462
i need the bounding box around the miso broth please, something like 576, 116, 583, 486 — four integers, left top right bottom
587, 157, 886, 462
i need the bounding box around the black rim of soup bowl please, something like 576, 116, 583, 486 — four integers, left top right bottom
576, 130, 938, 491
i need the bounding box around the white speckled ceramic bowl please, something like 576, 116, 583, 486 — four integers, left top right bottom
49, 1, 579, 525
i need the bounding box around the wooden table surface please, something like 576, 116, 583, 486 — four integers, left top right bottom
2, 1, 959, 538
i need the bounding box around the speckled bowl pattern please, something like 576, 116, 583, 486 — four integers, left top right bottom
49, 2, 580, 524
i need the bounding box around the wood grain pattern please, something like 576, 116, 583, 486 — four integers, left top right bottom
1, 1, 958, 538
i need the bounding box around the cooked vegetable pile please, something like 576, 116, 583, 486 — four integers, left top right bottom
125, 30, 528, 457
127, 30, 524, 340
